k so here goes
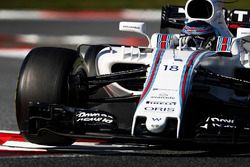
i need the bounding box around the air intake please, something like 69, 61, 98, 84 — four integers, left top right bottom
186, 0, 214, 19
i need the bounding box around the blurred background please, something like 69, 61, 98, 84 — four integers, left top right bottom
0, 0, 249, 10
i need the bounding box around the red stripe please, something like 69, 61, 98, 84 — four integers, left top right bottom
0, 133, 107, 145
140, 50, 163, 101
161, 34, 167, 49
0, 133, 26, 145
196, 30, 207, 32
181, 51, 203, 102
221, 37, 228, 51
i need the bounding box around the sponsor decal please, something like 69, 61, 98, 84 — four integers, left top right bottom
151, 93, 175, 100
152, 118, 162, 122
159, 93, 168, 97
152, 88, 178, 92
151, 125, 160, 128
146, 101, 176, 105
144, 107, 175, 112
200, 117, 236, 129
241, 32, 250, 35
151, 96, 175, 100
178, 7, 185, 14
232, 10, 249, 22
76, 111, 114, 124
123, 25, 141, 30
164, 65, 179, 71
201, 117, 250, 131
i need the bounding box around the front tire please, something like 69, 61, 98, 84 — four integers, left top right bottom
16, 47, 87, 146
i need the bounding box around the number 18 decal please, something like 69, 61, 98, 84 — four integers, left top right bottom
164, 65, 179, 71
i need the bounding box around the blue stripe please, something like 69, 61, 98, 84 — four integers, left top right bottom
157, 34, 162, 48
217, 37, 222, 51
166, 35, 170, 49
179, 50, 209, 107
218, 37, 224, 51
156, 34, 174, 49
220, 37, 223, 51
226, 38, 232, 51
144, 49, 160, 87
217, 37, 233, 52
139, 49, 165, 105
140, 50, 165, 103
185, 51, 211, 96
167, 35, 172, 49
179, 51, 200, 106
177, 50, 211, 121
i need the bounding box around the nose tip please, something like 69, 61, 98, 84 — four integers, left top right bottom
145, 117, 167, 133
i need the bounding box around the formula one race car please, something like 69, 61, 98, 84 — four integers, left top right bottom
15, 0, 250, 147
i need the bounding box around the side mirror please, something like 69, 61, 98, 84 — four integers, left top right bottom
119, 22, 151, 47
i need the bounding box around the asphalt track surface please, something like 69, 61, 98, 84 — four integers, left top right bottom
1, 19, 250, 167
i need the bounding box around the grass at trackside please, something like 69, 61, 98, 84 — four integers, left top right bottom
0, 0, 249, 10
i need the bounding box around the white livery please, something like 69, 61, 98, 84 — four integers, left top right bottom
94, 0, 250, 137
16, 0, 250, 146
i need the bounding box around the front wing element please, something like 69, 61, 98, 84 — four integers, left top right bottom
23, 102, 250, 147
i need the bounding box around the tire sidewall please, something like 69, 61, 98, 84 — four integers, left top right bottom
16, 47, 81, 145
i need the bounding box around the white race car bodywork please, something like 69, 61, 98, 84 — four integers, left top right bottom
82, 0, 250, 138
132, 49, 216, 136
15, 0, 250, 147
